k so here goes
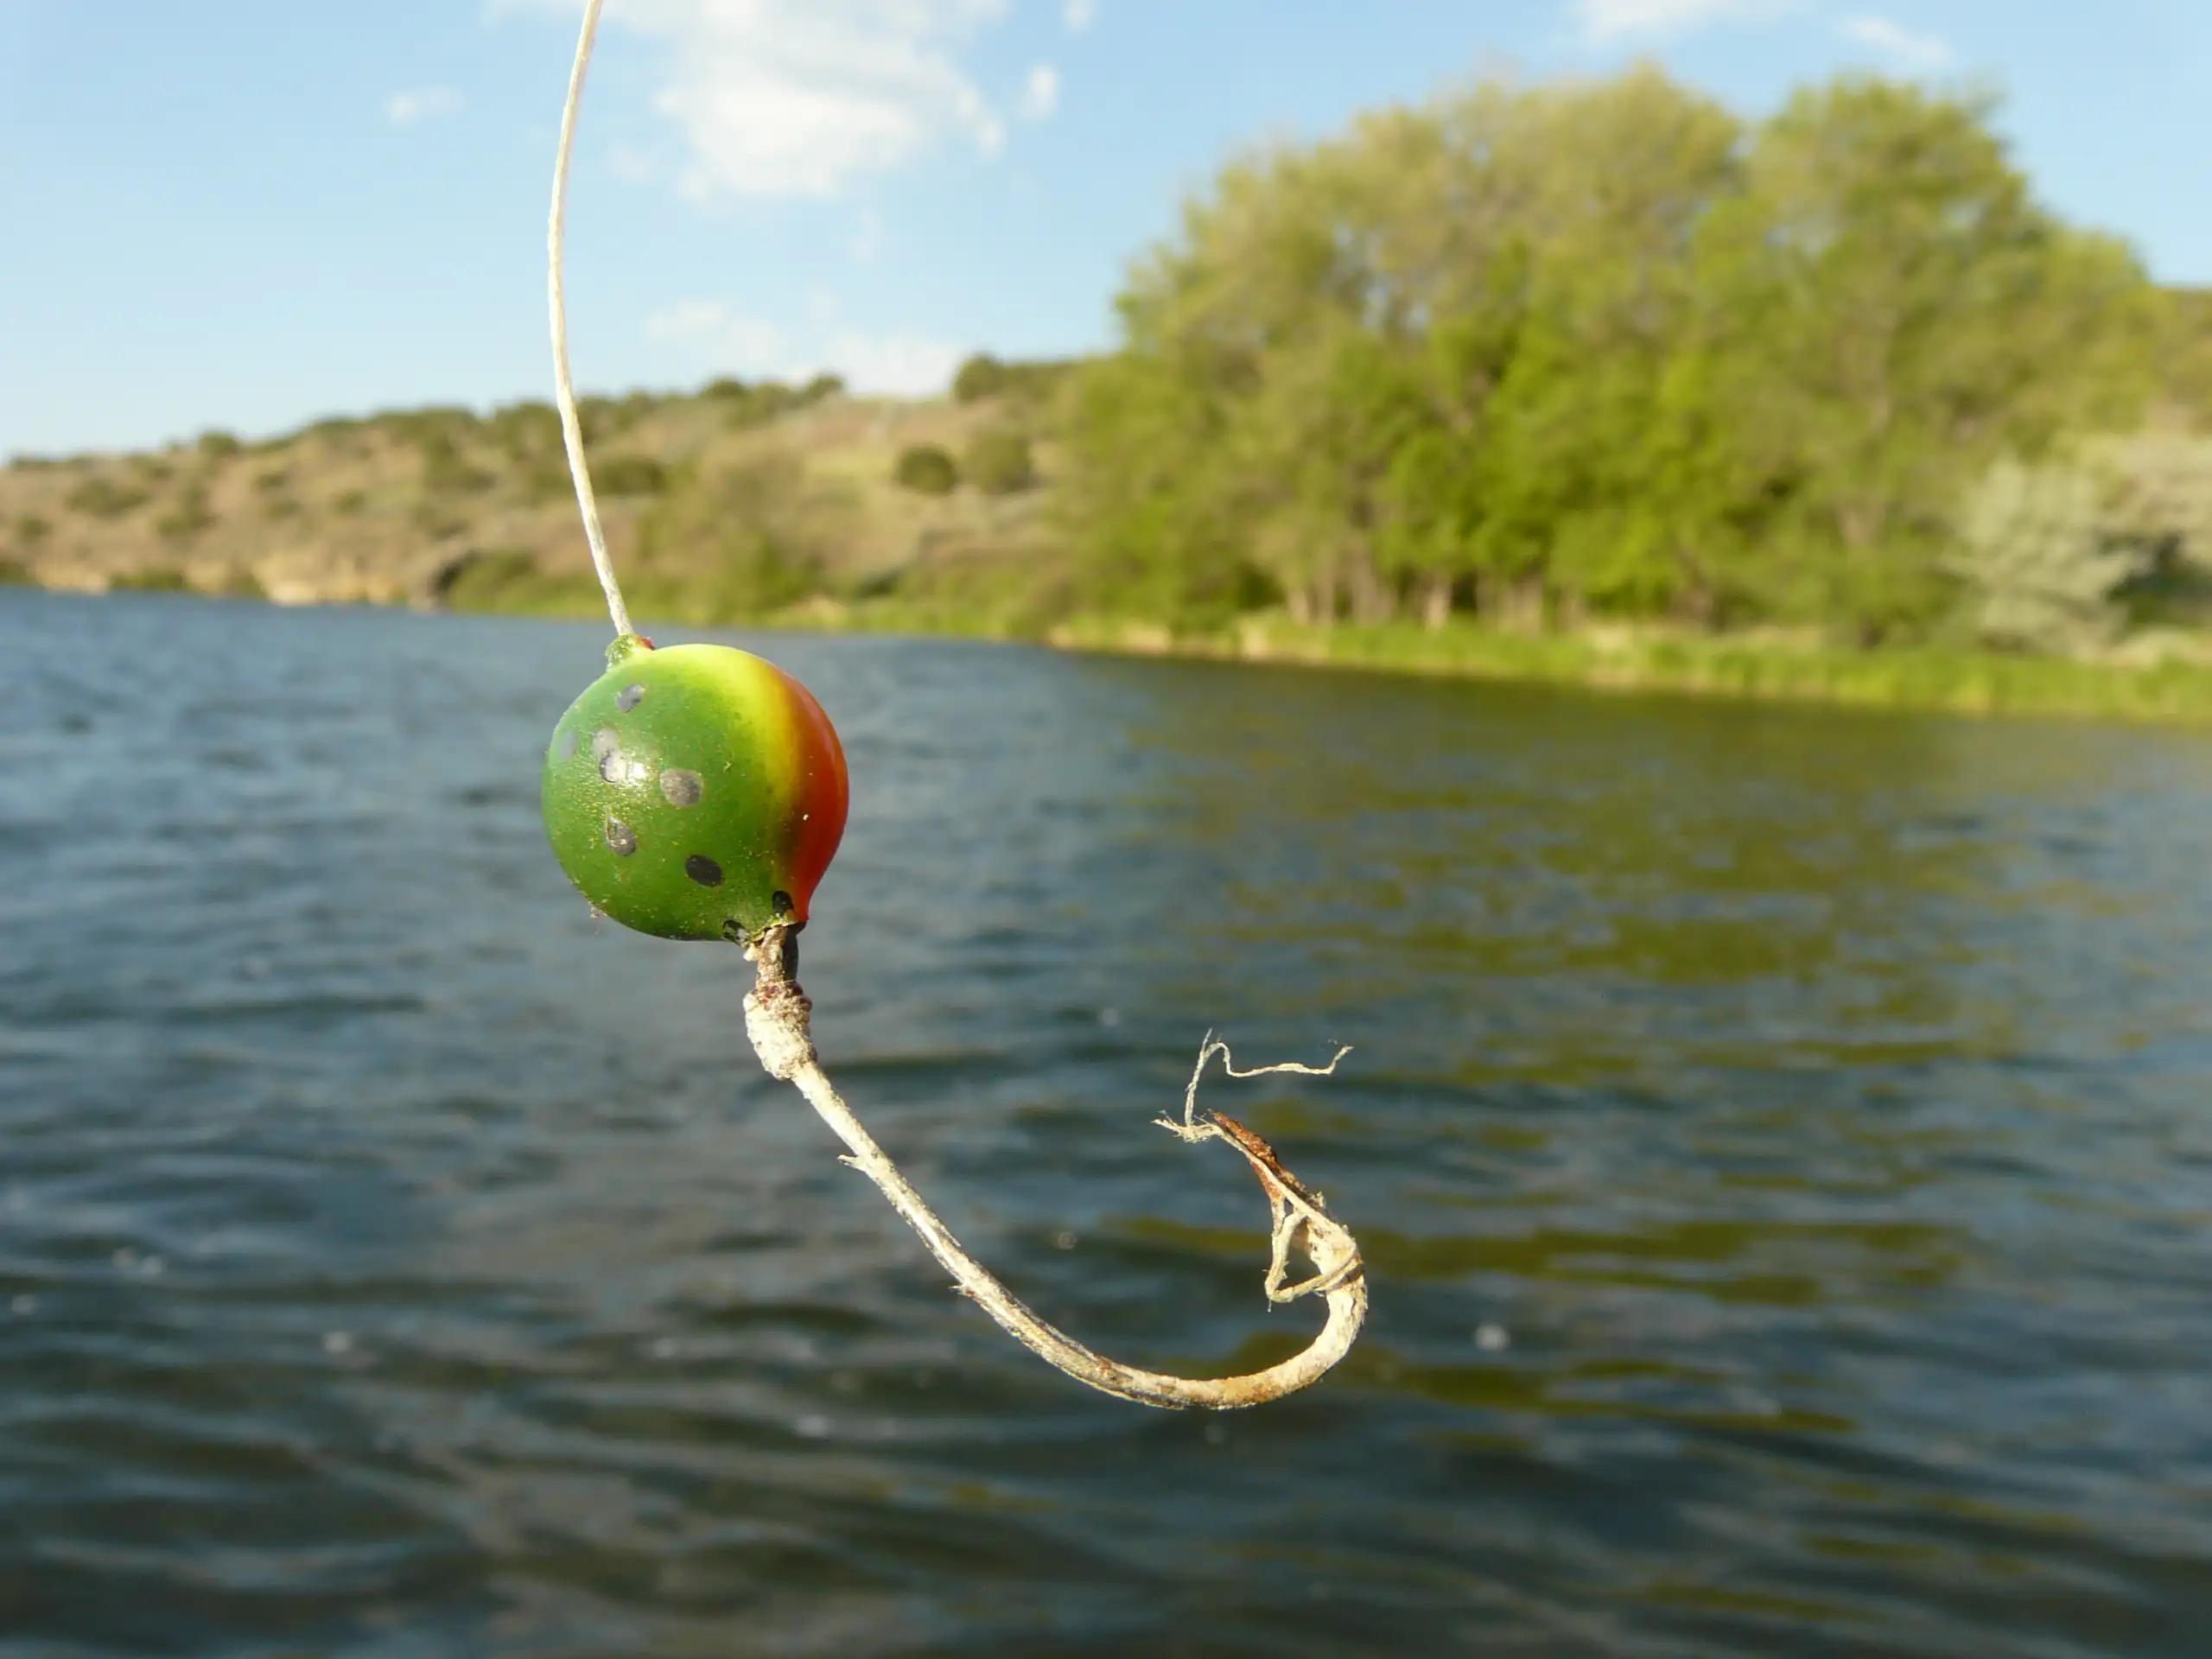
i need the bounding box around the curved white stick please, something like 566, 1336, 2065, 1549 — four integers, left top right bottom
743, 926, 1368, 1410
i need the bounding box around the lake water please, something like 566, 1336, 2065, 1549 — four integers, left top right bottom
4, 588, 2211, 1656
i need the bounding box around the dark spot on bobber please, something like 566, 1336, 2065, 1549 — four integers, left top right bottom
617, 683, 646, 712
556, 728, 579, 760
772, 890, 795, 918
684, 854, 723, 887
594, 727, 628, 784
660, 768, 703, 807
605, 817, 638, 856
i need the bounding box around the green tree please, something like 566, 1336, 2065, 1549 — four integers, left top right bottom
2152, 287, 2212, 427
894, 443, 959, 496
1058, 345, 1262, 620
418, 429, 494, 495
594, 454, 668, 497
1950, 458, 2158, 652
1061, 65, 2164, 643
65, 475, 149, 519
1063, 67, 1744, 626
964, 429, 1036, 495
1672, 77, 2157, 637
1068, 120, 1422, 622
954, 355, 1009, 403
953, 353, 1074, 406
1447, 70, 1742, 622
156, 483, 214, 542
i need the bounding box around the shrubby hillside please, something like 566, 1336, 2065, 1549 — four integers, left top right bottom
0, 366, 1071, 631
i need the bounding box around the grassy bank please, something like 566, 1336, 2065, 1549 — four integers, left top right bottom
446, 574, 2212, 726
18, 559, 2212, 724
1039, 615, 2212, 726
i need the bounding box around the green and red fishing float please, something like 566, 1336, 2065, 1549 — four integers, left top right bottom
541, 632, 849, 944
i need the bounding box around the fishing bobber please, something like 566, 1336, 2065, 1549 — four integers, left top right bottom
541, 635, 848, 943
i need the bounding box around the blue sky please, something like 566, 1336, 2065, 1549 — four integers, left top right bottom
3, 0, 2207, 459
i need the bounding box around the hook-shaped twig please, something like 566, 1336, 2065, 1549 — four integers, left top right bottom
741, 925, 1368, 1409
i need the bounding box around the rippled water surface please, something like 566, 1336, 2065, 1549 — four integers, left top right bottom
5, 589, 2212, 1656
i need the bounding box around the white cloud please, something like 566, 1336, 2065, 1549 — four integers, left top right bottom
645, 299, 789, 368
645, 296, 962, 397
385, 86, 462, 126
824, 329, 964, 397
953, 80, 1006, 158
1573, 0, 1789, 42
505, 0, 1011, 200
1020, 63, 1059, 121
1062, 0, 1096, 32
1838, 12, 1953, 72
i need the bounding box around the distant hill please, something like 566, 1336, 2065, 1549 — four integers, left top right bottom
0, 360, 1078, 635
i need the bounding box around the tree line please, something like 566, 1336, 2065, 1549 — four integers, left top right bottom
1055, 66, 2212, 648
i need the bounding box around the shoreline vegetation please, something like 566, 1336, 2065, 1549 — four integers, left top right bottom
17, 524, 2212, 727
1046, 615, 2212, 725
9, 64, 2212, 727
378, 572, 2212, 726
27, 576, 2212, 726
